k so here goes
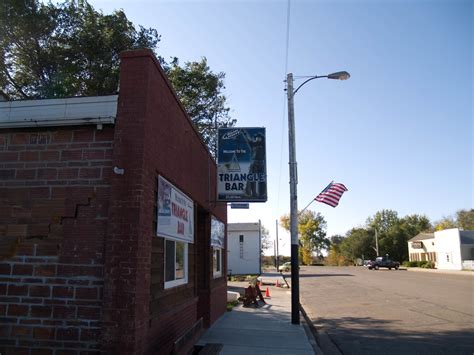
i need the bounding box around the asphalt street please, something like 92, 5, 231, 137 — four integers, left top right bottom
297, 266, 474, 355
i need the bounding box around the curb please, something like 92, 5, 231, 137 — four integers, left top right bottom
406, 268, 473, 276
300, 304, 343, 355
300, 305, 324, 354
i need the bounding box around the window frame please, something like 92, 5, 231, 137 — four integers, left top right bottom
164, 239, 188, 289
213, 248, 222, 278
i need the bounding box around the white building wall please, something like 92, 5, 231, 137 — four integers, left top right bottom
435, 228, 463, 270
408, 237, 436, 261
227, 222, 261, 275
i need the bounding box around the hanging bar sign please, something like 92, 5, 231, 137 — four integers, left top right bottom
217, 127, 267, 202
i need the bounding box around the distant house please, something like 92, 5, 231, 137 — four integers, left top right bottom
408, 232, 437, 263
435, 229, 474, 270
227, 222, 261, 275
408, 228, 474, 270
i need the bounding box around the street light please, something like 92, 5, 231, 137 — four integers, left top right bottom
286, 70, 350, 325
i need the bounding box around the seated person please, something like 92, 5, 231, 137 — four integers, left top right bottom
243, 277, 266, 307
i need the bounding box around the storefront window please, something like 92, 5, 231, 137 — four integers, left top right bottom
165, 239, 187, 288
213, 248, 222, 278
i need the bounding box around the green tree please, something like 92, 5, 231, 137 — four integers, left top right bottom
0, 0, 159, 99
366, 209, 400, 234
400, 214, 431, 237
433, 209, 474, 231
456, 209, 474, 230
365, 211, 431, 262
393, 214, 431, 261
0, 0, 234, 153
365, 209, 401, 260
260, 224, 271, 256
280, 210, 329, 265
340, 228, 376, 263
326, 235, 349, 266
329, 234, 345, 246
166, 58, 235, 155
433, 216, 457, 231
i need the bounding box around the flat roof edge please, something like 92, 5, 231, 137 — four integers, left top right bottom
0, 95, 118, 129
0, 116, 115, 129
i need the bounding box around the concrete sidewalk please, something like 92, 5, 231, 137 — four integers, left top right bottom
406, 267, 473, 276
196, 278, 317, 354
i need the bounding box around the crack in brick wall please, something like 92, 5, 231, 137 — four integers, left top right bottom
0, 126, 114, 354
1, 197, 94, 261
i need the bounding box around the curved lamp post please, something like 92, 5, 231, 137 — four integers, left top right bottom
286, 70, 350, 325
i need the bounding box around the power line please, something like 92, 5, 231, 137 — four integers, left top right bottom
284, 0, 291, 75
276, 0, 291, 218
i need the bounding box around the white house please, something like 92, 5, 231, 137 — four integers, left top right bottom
408, 228, 474, 270
408, 232, 437, 263
435, 228, 474, 270
227, 222, 261, 275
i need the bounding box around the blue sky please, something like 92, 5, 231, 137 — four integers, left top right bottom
89, 0, 472, 255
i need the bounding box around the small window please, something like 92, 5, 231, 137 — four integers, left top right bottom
213, 248, 222, 278
446, 254, 450, 263
165, 239, 188, 289
239, 234, 244, 259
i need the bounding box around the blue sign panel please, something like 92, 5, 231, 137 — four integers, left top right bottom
217, 127, 267, 202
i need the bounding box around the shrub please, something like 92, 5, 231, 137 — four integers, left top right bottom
403, 260, 435, 268
226, 300, 239, 312
421, 261, 435, 269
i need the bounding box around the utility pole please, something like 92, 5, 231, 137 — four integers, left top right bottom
275, 219, 279, 271
375, 228, 379, 257
285, 69, 349, 325
286, 73, 300, 325
274, 240, 276, 268
258, 219, 262, 274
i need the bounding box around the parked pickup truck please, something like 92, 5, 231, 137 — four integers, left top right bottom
367, 256, 400, 270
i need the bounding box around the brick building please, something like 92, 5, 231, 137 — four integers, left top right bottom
0, 50, 227, 354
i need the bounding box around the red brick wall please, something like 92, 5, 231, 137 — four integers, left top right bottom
147, 298, 198, 354
195, 212, 228, 328
101, 50, 227, 354
209, 282, 227, 325
0, 126, 114, 354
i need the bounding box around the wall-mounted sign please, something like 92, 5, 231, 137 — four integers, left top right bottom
157, 176, 194, 243
411, 241, 423, 249
230, 203, 249, 209
217, 127, 267, 202
210, 216, 225, 249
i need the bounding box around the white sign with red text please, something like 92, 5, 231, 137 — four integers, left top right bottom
157, 176, 194, 243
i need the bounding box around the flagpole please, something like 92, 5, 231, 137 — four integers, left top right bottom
298, 181, 334, 216
320, 180, 334, 193
299, 199, 315, 216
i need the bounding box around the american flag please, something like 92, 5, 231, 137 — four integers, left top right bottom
315, 182, 348, 208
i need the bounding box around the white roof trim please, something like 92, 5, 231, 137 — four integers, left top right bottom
0, 95, 118, 129
228, 222, 261, 232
